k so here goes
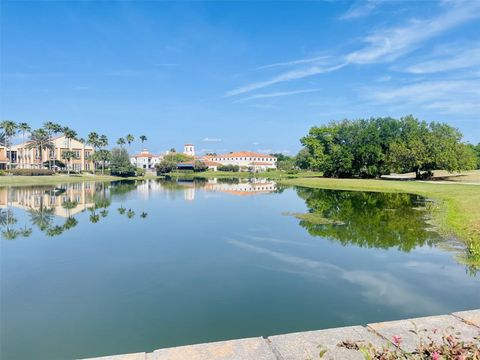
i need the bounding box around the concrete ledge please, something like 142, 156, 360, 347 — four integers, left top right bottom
81, 309, 480, 360
269, 325, 385, 360
149, 337, 276, 360
453, 309, 480, 327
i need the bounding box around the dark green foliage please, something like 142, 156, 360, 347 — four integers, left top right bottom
218, 164, 240, 172
163, 153, 193, 163
8, 169, 55, 176
301, 116, 475, 179
271, 153, 295, 171
294, 148, 311, 170
193, 160, 208, 172
156, 159, 177, 173
110, 147, 136, 177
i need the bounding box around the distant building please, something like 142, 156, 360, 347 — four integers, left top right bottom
0, 146, 9, 170
183, 144, 195, 157
130, 150, 163, 169
204, 151, 277, 172
10, 135, 95, 171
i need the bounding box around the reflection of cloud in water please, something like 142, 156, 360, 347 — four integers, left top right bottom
240, 235, 318, 247
227, 239, 342, 276
228, 238, 446, 314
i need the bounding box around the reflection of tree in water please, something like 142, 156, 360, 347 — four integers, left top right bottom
1, 209, 32, 240
293, 187, 440, 252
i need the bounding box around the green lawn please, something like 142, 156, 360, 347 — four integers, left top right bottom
0, 174, 123, 186
279, 177, 480, 247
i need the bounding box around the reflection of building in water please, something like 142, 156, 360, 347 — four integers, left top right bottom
204, 179, 277, 196
184, 187, 195, 201
0, 182, 96, 217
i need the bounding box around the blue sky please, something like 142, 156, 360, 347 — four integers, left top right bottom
1, 0, 479, 155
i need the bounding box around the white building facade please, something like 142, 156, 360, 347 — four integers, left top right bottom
130, 150, 163, 169
204, 151, 277, 172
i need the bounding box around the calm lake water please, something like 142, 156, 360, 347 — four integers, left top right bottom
1, 178, 479, 359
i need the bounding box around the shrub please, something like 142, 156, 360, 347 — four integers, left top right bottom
136, 167, 146, 177
218, 164, 240, 172
7, 169, 55, 176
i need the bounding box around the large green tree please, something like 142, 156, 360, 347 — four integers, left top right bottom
110, 147, 136, 177
301, 116, 475, 179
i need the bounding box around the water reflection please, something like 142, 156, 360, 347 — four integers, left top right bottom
290, 187, 441, 251
0, 178, 278, 239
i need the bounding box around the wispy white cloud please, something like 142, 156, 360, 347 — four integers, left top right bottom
255, 56, 330, 70
402, 46, 480, 74
226, 64, 345, 97
339, 0, 382, 20
346, 1, 480, 64
364, 79, 480, 115
233, 88, 320, 103
202, 137, 222, 142
226, 1, 480, 101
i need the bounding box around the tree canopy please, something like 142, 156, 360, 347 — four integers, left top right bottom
300, 115, 476, 178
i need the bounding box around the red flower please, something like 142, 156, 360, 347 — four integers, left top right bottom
432, 352, 440, 360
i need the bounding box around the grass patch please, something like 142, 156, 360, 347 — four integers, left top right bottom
279, 177, 480, 246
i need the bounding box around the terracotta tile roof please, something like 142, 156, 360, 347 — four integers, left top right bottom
205, 151, 275, 159
131, 151, 160, 158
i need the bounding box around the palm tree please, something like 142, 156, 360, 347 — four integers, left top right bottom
43, 122, 63, 169
18, 122, 31, 141
26, 129, 54, 168
78, 137, 86, 171
45, 225, 64, 237
139, 135, 147, 149
0, 132, 6, 147
0, 120, 18, 170
62, 127, 78, 172
61, 150, 78, 176
117, 137, 126, 147
98, 134, 109, 175
125, 134, 135, 149
2, 229, 20, 240
63, 217, 78, 230
63, 127, 77, 150
126, 209, 135, 218
28, 207, 55, 231
87, 132, 99, 174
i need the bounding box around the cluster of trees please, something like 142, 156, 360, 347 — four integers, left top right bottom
154, 151, 209, 174
0, 120, 150, 177
298, 116, 478, 178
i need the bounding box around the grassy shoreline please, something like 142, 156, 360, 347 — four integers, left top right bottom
278, 177, 480, 246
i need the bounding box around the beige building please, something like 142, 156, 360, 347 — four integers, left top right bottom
0, 146, 9, 170
10, 135, 95, 171
204, 151, 277, 172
